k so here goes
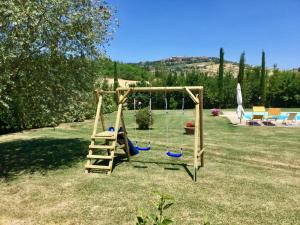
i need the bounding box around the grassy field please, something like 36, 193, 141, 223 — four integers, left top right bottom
0, 110, 300, 225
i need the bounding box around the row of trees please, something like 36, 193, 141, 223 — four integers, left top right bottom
97, 58, 152, 81
1, 1, 299, 133
126, 49, 300, 110
218, 48, 268, 107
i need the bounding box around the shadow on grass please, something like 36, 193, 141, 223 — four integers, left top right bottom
130, 160, 194, 181
0, 138, 89, 180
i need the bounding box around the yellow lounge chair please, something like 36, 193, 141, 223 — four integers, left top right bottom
282, 112, 297, 125
253, 106, 266, 113
252, 106, 265, 120
246, 106, 265, 125
267, 108, 281, 121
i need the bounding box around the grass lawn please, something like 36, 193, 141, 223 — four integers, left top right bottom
0, 109, 299, 225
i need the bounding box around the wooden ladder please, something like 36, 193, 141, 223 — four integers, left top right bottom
85, 91, 130, 174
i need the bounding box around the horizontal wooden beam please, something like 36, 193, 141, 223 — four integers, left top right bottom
97, 90, 116, 94
116, 86, 203, 93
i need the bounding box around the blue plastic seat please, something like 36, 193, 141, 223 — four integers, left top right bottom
166, 151, 182, 158
136, 146, 151, 151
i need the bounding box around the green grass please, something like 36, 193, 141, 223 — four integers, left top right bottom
0, 110, 300, 225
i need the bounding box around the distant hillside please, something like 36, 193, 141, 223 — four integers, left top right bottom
132, 56, 241, 76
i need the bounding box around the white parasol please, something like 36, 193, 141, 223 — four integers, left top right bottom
236, 83, 245, 123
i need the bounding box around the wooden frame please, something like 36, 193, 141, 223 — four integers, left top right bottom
86, 86, 204, 182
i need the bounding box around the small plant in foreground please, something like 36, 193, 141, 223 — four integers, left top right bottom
203, 216, 211, 225
136, 192, 174, 225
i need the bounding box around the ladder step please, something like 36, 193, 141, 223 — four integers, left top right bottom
89, 144, 115, 150
92, 131, 116, 140
91, 136, 116, 140
85, 164, 111, 170
87, 155, 113, 159
119, 144, 126, 149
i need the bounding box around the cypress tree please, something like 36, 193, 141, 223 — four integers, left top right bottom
260, 51, 266, 104
218, 48, 224, 107
113, 61, 119, 90
238, 52, 245, 88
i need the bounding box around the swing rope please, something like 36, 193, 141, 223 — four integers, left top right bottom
134, 97, 138, 147
180, 93, 185, 153
148, 92, 152, 147
134, 93, 152, 151
165, 93, 169, 152
166, 93, 183, 158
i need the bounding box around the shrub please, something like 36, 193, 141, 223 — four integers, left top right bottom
136, 107, 153, 129
169, 97, 178, 109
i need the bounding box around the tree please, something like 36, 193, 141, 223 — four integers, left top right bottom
218, 48, 224, 107
113, 61, 119, 90
260, 51, 266, 104
238, 52, 245, 88
0, 0, 115, 132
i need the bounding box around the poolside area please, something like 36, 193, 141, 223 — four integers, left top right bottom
222, 111, 300, 127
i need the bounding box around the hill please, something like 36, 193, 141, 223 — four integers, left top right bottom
132, 56, 241, 76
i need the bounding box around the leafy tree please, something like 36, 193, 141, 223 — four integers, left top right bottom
218, 48, 224, 107
260, 51, 266, 104
0, 0, 115, 133
96, 59, 151, 80
268, 70, 300, 107
238, 52, 245, 88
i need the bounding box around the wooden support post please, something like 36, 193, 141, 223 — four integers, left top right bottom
193, 95, 200, 182
92, 93, 103, 137
116, 90, 130, 160
199, 89, 204, 167
114, 105, 122, 143
121, 110, 130, 161
100, 113, 106, 131
86, 92, 103, 173
96, 91, 106, 132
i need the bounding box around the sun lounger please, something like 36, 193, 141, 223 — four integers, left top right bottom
246, 106, 266, 126
266, 108, 281, 121
252, 106, 265, 120
253, 106, 266, 113
282, 112, 297, 125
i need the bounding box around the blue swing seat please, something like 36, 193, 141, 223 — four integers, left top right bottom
166, 151, 183, 158
136, 146, 151, 151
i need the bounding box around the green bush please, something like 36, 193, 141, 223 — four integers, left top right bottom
136, 107, 153, 129
169, 97, 178, 109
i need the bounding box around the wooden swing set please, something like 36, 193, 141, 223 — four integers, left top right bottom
85, 86, 204, 182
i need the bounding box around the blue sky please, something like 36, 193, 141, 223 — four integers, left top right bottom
106, 0, 300, 69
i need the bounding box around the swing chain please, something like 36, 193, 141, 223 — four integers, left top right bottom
133, 96, 138, 147
148, 91, 152, 147
165, 93, 169, 151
